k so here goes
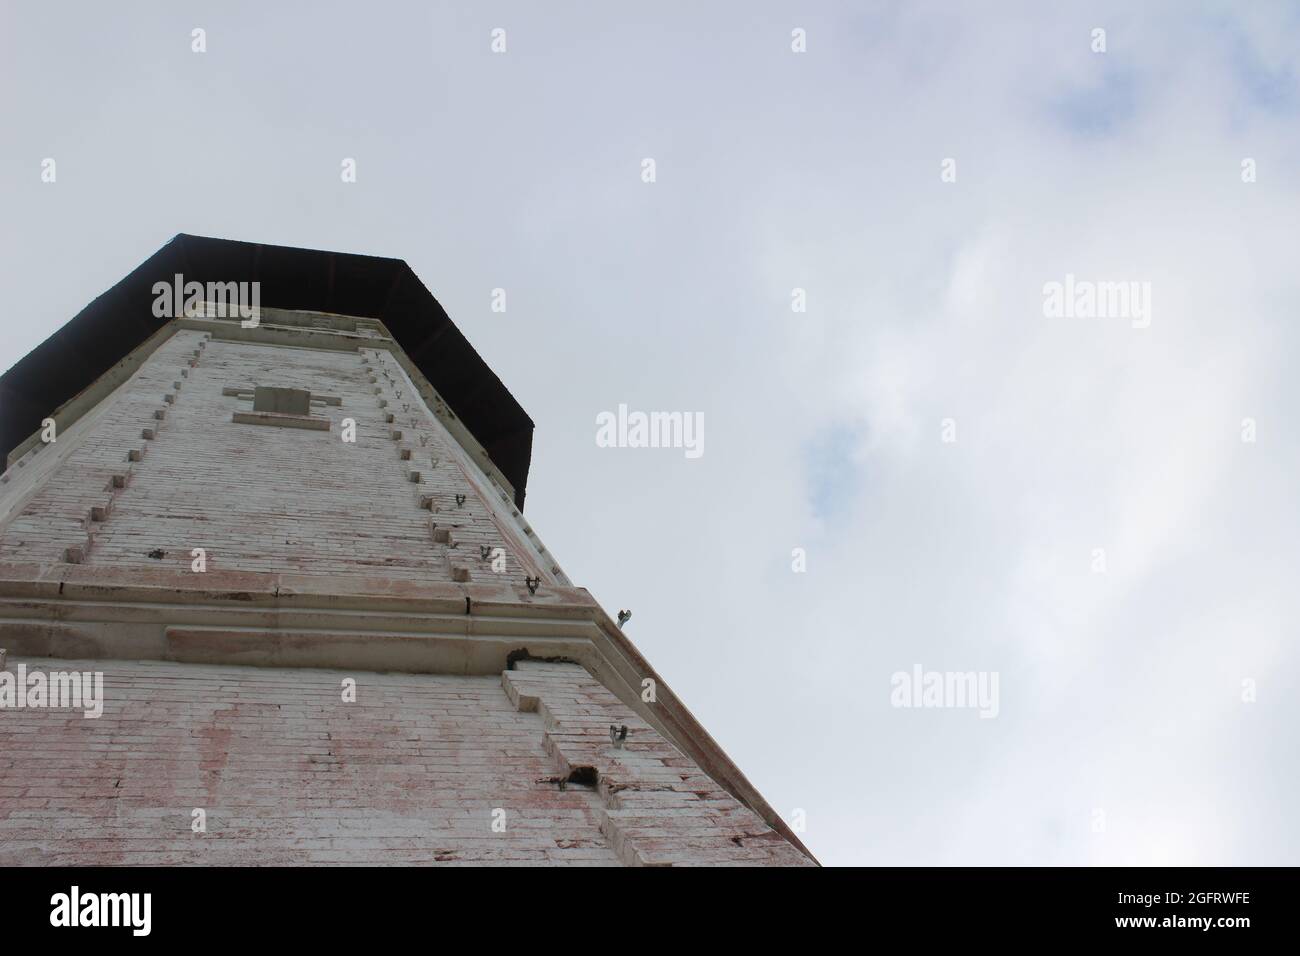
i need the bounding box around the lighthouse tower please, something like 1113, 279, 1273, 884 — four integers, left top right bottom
0, 235, 814, 866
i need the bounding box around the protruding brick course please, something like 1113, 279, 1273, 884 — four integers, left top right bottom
503, 662, 813, 867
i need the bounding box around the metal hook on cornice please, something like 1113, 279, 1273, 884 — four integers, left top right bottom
455, 494, 466, 507
617, 609, 632, 628
479, 545, 492, 561
609, 725, 629, 749
525, 576, 540, 595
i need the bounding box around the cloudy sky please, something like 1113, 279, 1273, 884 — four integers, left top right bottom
3, 1, 1298, 866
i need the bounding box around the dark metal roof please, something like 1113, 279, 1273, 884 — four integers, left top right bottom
0, 234, 534, 509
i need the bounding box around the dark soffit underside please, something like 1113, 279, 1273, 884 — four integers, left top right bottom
0, 234, 533, 510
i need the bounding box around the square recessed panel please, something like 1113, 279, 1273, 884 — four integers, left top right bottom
252, 386, 311, 416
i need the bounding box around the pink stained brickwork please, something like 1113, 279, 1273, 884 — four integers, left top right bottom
0, 656, 618, 865
0, 656, 809, 866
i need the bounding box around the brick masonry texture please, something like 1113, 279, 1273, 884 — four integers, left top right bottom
0, 656, 618, 866
0, 656, 809, 866
504, 661, 813, 866
0, 331, 539, 587
0, 322, 809, 866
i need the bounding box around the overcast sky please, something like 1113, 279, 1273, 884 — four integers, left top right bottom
3, 1, 1298, 866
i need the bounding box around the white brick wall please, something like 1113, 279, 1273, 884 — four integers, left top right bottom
0, 329, 537, 588
0, 320, 811, 866
504, 661, 813, 866
0, 656, 618, 865
0, 655, 808, 866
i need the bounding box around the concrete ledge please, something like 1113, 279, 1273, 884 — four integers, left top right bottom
232, 410, 331, 431
164, 627, 590, 674
0, 561, 598, 611
0, 559, 816, 864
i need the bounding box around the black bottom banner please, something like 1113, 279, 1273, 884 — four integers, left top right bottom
0, 865, 1286, 942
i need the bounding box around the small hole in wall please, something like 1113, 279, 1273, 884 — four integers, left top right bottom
566, 766, 598, 790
